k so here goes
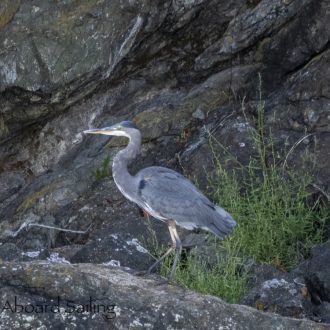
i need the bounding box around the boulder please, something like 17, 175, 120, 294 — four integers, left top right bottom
304, 240, 330, 304
0, 261, 329, 330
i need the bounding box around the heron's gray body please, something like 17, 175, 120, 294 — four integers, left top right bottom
109, 126, 235, 239
84, 121, 236, 278
132, 166, 235, 238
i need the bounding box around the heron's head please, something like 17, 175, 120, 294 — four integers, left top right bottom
83, 121, 138, 137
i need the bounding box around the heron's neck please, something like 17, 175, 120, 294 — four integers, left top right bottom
112, 131, 141, 197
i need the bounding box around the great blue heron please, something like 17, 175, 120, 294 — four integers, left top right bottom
84, 121, 236, 279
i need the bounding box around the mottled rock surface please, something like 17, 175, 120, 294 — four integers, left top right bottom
0, 261, 329, 330
0, 0, 329, 327
304, 240, 330, 303
241, 241, 330, 324
242, 265, 308, 319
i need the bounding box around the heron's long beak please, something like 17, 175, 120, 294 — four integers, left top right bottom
83, 127, 115, 135
83, 126, 126, 137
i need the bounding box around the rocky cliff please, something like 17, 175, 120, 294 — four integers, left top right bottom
0, 0, 329, 329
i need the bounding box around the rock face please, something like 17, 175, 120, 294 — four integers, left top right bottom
302, 240, 330, 323
0, 261, 329, 330
241, 240, 330, 324
0, 0, 329, 327
305, 240, 330, 304
242, 265, 307, 319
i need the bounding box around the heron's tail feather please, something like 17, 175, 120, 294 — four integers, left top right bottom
209, 206, 236, 239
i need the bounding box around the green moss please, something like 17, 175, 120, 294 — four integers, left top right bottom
0, 0, 20, 30
93, 156, 111, 181
16, 182, 59, 214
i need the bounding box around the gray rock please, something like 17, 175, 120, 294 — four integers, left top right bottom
242, 270, 307, 319
312, 302, 330, 324
0, 243, 50, 262
0, 172, 25, 203
69, 233, 154, 271
304, 240, 330, 303
0, 243, 23, 261
303, 300, 330, 324
0, 0, 329, 326
0, 261, 329, 330
242, 254, 330, 323
192, 107, 206, 120
0, 0, 153, 92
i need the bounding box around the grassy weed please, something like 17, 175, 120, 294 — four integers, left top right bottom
93, 156, 111, 181
160, 76, 328, 302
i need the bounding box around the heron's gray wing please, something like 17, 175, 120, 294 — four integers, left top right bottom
135, 166, 236, 238
136, 167, 206, 214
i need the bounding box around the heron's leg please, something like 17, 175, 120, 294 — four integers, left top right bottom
142, 209, 150, 220
168, 221, 182, 280
147, 246, 173, 274
146, 220, 178, 275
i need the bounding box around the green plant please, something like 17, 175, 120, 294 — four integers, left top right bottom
158, 75, 328, 303
212, 153, 327, 270
143, 215, 162, 257
161, 241, 247, 303
93, 156, 111, 181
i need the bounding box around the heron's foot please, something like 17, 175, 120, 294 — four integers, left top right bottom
154, 277, 177, 286
132, 269, 176, 283
133, 269, 150, 277
133, 267, 161, 276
